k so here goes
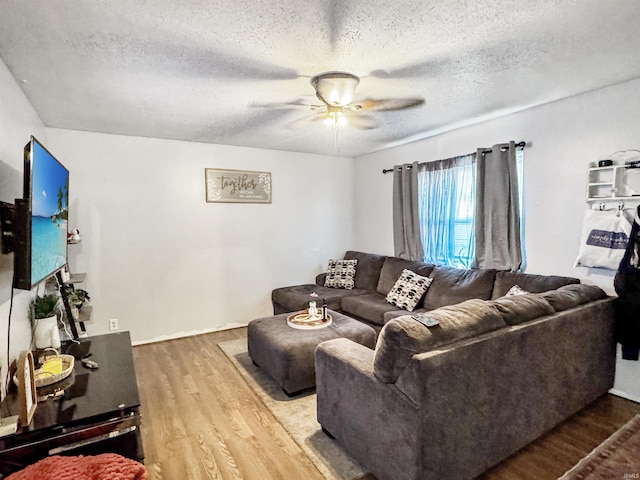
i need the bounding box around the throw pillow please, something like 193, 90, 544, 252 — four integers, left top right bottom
324, 259, 358, 289
385, 269, 433, 311
505, 284, 529, 296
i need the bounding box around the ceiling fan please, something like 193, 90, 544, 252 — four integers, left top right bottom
308, 71, 425, 132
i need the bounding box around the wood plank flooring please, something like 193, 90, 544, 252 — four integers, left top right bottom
134, 328, 640, 480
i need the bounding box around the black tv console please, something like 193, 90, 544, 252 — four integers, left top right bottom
0, 332, 143, 478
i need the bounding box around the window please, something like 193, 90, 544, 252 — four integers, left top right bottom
417, 150, 524, 269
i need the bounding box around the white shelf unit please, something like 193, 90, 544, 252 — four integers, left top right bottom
587, 164, 640, 203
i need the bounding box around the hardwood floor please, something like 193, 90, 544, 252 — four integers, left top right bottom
133, 328, 325, 480
134, 328, 640, 480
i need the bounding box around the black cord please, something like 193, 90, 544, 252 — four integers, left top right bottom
5, 277, 15, 390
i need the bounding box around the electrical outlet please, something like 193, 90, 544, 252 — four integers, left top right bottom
109, 318, 119, 331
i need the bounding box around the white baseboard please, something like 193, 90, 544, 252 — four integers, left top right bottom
609, 388, 640, 404
131, 321, 249, 346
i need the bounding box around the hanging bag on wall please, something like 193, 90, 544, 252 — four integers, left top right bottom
574, 207, 632, 271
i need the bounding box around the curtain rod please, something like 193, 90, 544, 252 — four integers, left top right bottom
381, 141, 526, 174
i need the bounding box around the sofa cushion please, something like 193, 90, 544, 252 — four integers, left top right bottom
491, 271, 580, 299
341, 293, 401, 325
376, 257, 435, 295
385, 269, 433, 312
344, 251, 388, 291
422, 267, 497, 310
373, 299, 506, 383
325, 259, 358, 289
538, 284, 607, 312
272, 284, 369, 312
491, 293, 555, 325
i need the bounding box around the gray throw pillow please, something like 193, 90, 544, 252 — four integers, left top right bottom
324, 259, 358, 289
386, 269, 433, 312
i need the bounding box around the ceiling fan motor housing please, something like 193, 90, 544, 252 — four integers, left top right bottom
310, 71, 360, 106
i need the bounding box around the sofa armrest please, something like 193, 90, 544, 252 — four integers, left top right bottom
315, 338, 420, 480
316, 337, 376, 375
315, 272, 327, 286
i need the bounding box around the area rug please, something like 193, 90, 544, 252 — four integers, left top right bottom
558, 414, 640, 480
217, 338, 368, 480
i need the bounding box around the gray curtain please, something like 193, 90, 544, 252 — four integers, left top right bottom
473, 141, 522, 271
393, 161, 423, 261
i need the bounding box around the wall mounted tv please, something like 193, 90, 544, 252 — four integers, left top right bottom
13, 136, 69, 290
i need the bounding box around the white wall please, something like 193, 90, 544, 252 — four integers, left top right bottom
353, 77, 640, 401
0, 58, 47, 397
46, 129, 354, 343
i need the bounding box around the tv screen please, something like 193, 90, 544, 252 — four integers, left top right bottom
13, 136, 69, 290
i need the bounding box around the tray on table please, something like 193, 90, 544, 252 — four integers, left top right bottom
286, 310, 333, 330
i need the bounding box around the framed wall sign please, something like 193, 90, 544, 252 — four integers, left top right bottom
205, 168, 272, 204
17, 350, 37, 427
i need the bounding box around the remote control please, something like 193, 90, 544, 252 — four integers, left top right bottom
411, 314, 440, 328
82, 359, 99, 369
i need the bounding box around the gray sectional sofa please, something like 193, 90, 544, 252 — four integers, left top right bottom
272, 251, 617, 480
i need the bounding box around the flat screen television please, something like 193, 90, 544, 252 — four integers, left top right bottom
13, 136, 69, 290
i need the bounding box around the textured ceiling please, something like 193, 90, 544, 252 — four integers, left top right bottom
1, 0, 640, 157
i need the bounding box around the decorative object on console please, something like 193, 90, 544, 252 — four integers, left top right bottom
33, 349, 74, 388
205, 168, 271, 204
324, 259, 358, 289
16, 351, 37, 427
31, 294, 61, 349
385, 268, 432, 311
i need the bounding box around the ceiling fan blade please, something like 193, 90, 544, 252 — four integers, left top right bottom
284, 112, 325, 128
353, 97, 425, 112
347, 115, 378, 130
250, 99, 309, 109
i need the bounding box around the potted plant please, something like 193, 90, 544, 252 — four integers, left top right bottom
31, 294, 61, 349
62, 287, 91, 310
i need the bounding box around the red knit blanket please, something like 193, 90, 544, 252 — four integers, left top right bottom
6, 454, 147, 480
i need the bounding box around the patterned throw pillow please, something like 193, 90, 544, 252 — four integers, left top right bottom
324, 259, 358, 289
505, 284, 529, 296
386, 269, 433, 311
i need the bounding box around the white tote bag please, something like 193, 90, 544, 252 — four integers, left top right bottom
575, 209, 632, 270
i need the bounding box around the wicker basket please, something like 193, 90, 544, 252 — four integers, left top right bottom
34, 349, 75, 388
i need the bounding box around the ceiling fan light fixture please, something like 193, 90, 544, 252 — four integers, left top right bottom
323, 110, 348, 128
311, 71, 360, 106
